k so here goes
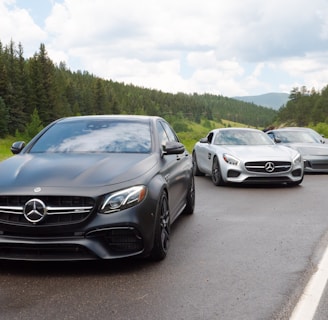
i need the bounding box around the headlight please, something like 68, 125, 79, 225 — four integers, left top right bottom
100, 186, 147, 214
293, 153, 302, 165
223, 153, 240, 166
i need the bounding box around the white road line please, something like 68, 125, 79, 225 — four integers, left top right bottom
290, 245, 328, 320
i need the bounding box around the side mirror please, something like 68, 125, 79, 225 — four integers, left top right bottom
11, 141, 25, 154
199, 137, 208, 143
163, 141, 185, 155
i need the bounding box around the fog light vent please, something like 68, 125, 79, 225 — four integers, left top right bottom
105, 228, 143, 253
292, 169, 302, 177
227, 170, 240, 178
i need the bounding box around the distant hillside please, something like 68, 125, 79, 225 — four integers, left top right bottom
233, 92, 289, 110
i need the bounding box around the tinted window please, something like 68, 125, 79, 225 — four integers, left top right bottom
158, 121, 179, 143
157, 122, 169, 147
267, 132, 275, 140
30, 120, 152, 153
157, 121, 179, 148
274, 131, 318, 143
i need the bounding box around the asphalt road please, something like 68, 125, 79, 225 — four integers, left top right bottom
1, 174, 328, 320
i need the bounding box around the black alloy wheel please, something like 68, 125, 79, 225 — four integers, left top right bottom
212, 157, 225, 186
150, 191, 170, 261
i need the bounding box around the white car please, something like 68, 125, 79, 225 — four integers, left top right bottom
192, 127, 304, 186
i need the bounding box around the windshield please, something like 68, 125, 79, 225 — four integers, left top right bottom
29, 119, 152, 153
274, 131, 318, 143
214, 130, 274, 145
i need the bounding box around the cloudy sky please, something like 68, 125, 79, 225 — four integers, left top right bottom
1, 0, 328, 97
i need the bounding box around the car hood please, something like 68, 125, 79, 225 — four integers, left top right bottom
283, 143, 328, 156
221, 145, 298, 161
0, 153, 157, 189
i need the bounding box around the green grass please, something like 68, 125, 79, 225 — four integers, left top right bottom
176, 118, 252, 153
0, 136, 16, 161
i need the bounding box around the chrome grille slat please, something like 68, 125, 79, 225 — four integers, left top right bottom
245, 161, 291, 173
47, 206, 94, 215
0, 206, 23, 214
0, 206, 93, 215
0, 196, 95, 225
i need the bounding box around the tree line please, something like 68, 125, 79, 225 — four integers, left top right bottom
275, 86, 328, 127
0, 40, 280, 139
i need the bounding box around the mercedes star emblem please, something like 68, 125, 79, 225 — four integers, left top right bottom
264, 162, 275, 173
23, 199, 47, 223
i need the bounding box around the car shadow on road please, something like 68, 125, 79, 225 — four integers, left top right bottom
0, 258, 153, 276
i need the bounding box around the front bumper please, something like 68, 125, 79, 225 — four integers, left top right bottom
0, 201, 157, 261
0, 227, 144, 261
223, 161, 304, 184
303, 156, 328, 172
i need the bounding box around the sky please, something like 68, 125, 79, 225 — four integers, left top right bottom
1, 0, 328, 97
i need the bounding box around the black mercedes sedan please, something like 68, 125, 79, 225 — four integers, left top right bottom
0, 115, 194, 261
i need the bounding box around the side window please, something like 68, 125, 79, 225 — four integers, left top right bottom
160, 121, 179, 142
207, 132, 214, 144
267, 132, 274, 140
157, 121, 179, 147
213, 132, 221, 145
157, 121, 169, 147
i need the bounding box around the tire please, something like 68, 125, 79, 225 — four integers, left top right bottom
192, 152, 204, 176
183, 175, 195, 215
150, 191, 170, 261
212, 157, 225, 186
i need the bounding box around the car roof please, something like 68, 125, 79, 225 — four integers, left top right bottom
210, 127, 262, 134
270, 127, 316, 132
55, 115, 164, 124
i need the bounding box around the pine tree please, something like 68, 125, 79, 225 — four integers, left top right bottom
0, 97, 9, 137
21, 108, 44, 142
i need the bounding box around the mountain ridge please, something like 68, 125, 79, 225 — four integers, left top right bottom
233, 92, 289, 110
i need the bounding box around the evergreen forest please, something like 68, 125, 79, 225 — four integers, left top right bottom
1, 40, 328, 144
0, 41, 275, 137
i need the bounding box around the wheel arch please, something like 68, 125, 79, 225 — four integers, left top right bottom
147, 173, 169, 226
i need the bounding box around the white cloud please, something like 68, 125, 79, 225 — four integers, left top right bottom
1, 0, 328, 96
280, 52, 328, 91
0, 0, 47, 56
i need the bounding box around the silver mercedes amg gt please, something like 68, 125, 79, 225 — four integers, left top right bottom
192, 127, 304, 186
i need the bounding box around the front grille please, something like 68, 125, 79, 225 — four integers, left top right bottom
0, 196, 95, 226
244, 177, 291, 183
245, 161, 291, 173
